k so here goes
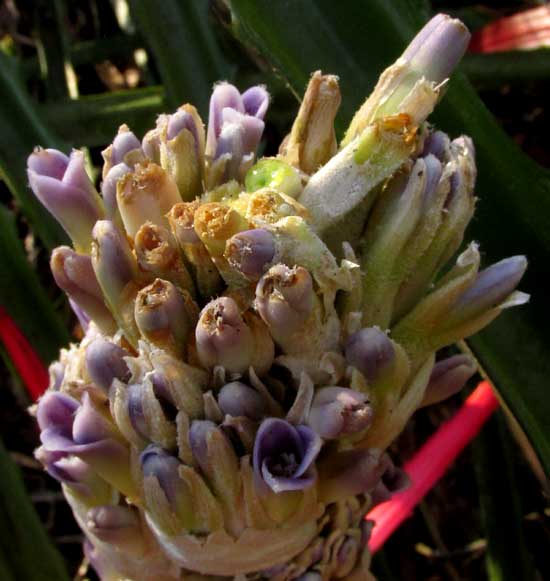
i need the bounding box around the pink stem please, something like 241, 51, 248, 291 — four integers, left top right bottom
367, 380, 499, 553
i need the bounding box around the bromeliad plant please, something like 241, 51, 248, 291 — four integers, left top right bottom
29, 14, 528, 581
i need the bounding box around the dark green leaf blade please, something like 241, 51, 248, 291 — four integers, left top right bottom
0, 53, 68, 250
0, 439, 69, 581
228, 0, 550, 476
0, 206, 69, 364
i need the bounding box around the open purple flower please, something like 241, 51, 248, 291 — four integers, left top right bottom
253, 418, 322, 493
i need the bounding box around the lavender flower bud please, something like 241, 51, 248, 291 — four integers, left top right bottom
134, 222, 195, 294
345, 327, 395, 383
27, 149, 104, 252
48, 361, 65, 390
224, 229, 276, 279
205, 83, 269, 184
422, 130, 450, 161
253, 418, 322, 493
140, 444, 193, 528
85, 337, 131, 392
50, 246, 115, 334
402, 14, 471, 84
448, 256, 528, 324
159, 105, 205, 200
134, 279, 198, 355
255, 264, 314, 339
91, 220, 139, 340
127, 383, 148, 439
102, 125, 143, 176
195, 296, 254, 374
101, 162, 131, 219
218, 381, 266, 421
421, 354, 477, 407
307, 387, 372, 439
86, 505, 146, 556
117, 161, 182, 237
317, 449, 387, 504
69, 298, 91, 332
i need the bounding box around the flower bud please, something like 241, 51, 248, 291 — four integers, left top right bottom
50, 246, 116, 334
91, 220, 139, 343
69, 298, 91, 332
167, 202, 223, 300
140, 444, 194, 531
279, 71, 341, 174
422, 130, 450, 161
255, 264, 314, 339
307, 387, 372, 439
224, 228, 276, 280
195, 296, 254, 374
117, 161, 182, 237
345, 327, 395, 383
317, 449, 386, 504
218, 381, 266, 421
86, 504, 146, 556
159, 105, 205, 200
27, 148, 104, 252
101, 162, 131, 219
193, 202, 250, 258
85, 337, 131, 392
102, 124, 144, 177
420, 354, 477, 407
206, 83, 269, 185
253, 418, 322, 493
188, 420, 242, 533
402, 14, 471, 84
134, 279, 198, 355
127, 383, 148, 439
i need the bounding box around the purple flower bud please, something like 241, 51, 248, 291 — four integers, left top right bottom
307, 387, 372, 439
206, 83, 269, 179
27, 149, 104, 251
140, 444, 184, 510
317, 449, 387, 503
51, 246, 115, 334
101, 162, 131, 218
421, 154, 443, 208
195, 296, 254, 374
135, 279, 198, 355
72, 393, 118, 445
188, 420, 217, 474
421, 354, 477, 407
422, 130, 450, 162
48, 361, 65, 390
86, 504, 147, 556
85, 337, 131, 392
371, 454, 410, 505
450, 256, 528, 321
69, 298, 91, 332
255, 264, 314, 337
37, 391, 79, 442
218, 381, 266, 421
296, 574, 322, 581
91, 220, 138, 309
224, 229, 276, 279
106, 127, 142, 168
253, 418, 322, 493
127, 383, 148, 439
345, 327, 395, 382
167, 109, 200, 144
402, 14, 471, 84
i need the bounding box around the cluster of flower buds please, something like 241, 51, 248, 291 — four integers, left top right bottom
29, 14, 527, 580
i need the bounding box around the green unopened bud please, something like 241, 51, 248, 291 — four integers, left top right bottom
117, 161, 182, 237
135, 279, 199, 356
245, 158, 303, 198
279, 71, 341, 174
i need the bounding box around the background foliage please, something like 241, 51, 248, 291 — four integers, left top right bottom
0, 0, 549, 579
